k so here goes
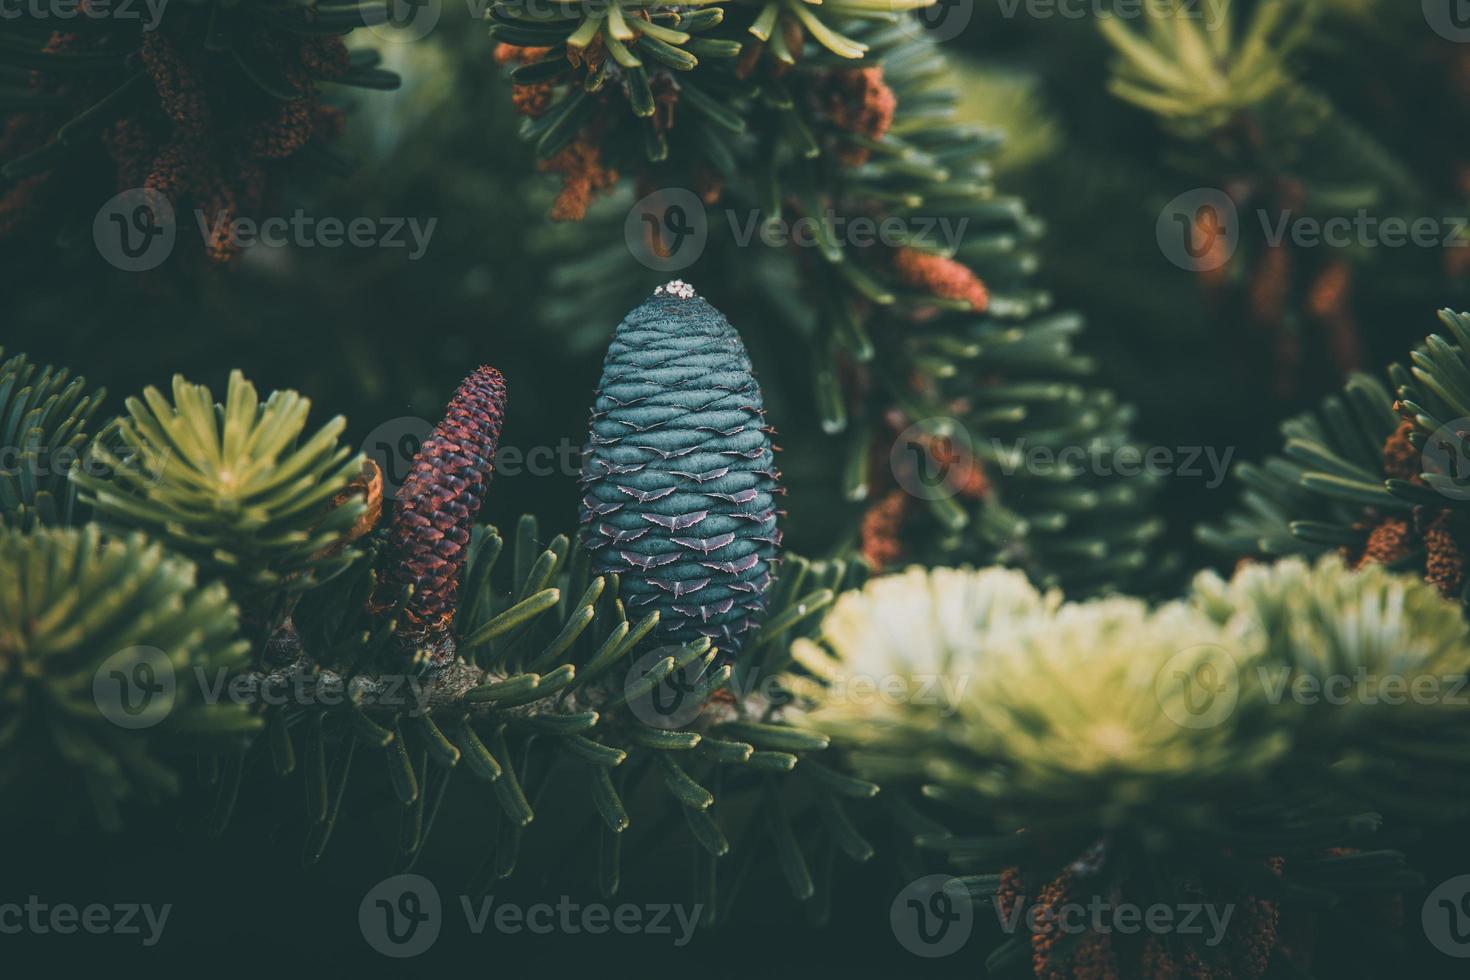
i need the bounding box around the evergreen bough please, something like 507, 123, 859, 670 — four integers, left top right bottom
0, 348, 105, 529
1205, 309, 1470, 609
0, 349, 881, 924
0, 3, 1464, 968
791, 558, 1461, 977
509, 19, 1169, 595
0, 525, 255, 833
71, 370, 370, 640
0, 0, 400, 259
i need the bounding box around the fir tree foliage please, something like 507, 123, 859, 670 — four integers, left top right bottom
790, 556, 1461, 977
0, 348, 879, 920
1193, 555, 1470, 819
278, 510, 869, 911
0, 525, 255, 832
2, 3, 1468, 967
1198, 371, 1402, 558
1099, 0, 1316, 139
797, 556, 1470, 830
0, 0, 400, 258
509, 20, 1168, 595
490, 0, 937, 158
70, 370, 369, 638
1206, 309, 1470, 608
0, 348, 105, 529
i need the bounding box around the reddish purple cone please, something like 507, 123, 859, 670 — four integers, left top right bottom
378, 366, 507, 652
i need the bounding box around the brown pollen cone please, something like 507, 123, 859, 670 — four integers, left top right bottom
821, 66, 897, 167
861, 488, 911, 571
894, 247, 989, 312
1029, 870, 1121, 980
1424, 510, 1466, 598
1381, 418, 1420, 482
1352, 418, 1468, 599
1015, 856, 1283, 980
925, 432, 989, 499
2, 27, 350, 262
497, 44, 556, 118
375, 367, 508, 657
1307, 259, 1362, 376
1355, 517, 1412, 570
495, 44, 552, 64
541, 129, 619, 222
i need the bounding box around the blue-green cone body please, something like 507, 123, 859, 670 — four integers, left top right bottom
579, 281, 781, 652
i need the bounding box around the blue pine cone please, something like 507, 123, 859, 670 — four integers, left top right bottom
579, 280, 782, 653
